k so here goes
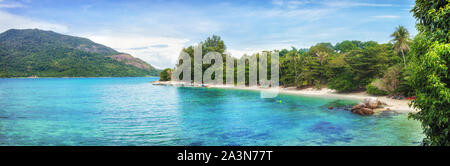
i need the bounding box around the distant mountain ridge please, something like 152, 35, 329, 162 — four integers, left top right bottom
0, 29, 160, 77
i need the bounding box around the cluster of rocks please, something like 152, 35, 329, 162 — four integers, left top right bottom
350, 98, 386, 116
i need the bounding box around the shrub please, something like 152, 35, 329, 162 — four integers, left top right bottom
366, 84, 388, 96
328, 75, 357, 92
314, 80, 322, 89
381, 64, 402, 92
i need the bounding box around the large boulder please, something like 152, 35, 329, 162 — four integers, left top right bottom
364, 97, 380, 109
360, 108, 375, 115
350, 98, 381, 116
349, 98, 387, 116
351, 104, 365, 111
352, 107, 374, 116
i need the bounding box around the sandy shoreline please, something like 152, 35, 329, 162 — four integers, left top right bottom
152, 81, 418, 114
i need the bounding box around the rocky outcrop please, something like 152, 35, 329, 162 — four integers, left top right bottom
364, 97, 380, 109
352, 107, 374, 115
109, 53, 155, 70
350, 98, 385, 116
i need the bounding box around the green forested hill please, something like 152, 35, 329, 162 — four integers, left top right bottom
0, 29, 160, 77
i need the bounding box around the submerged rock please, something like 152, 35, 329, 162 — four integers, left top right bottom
321, 100, 352, 110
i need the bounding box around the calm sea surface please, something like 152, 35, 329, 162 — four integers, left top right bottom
0, 77, 424, 146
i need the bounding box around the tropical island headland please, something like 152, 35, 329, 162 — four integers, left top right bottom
0, 29, 161, 78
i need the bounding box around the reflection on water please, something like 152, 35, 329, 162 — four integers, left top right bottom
0, 77, 424, 146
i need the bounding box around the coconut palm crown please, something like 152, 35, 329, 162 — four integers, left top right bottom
390, 25, 411, 67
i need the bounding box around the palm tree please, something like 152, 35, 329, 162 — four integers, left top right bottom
290, 47, 300, 87
315, 51, 328, 65
390, 26, 411, 68
293, 52, 299, 87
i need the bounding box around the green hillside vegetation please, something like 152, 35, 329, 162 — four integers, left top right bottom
0, 29, 160, 77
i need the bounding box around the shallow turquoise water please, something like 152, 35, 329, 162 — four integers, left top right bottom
0, 77, 424, 146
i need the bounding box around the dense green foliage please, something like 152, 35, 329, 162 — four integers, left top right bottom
412, 0, 450, 43
408, 0, 450, 146
366, 84, 388, 96
159, 68, 172, 81
0, 29, 160, 77
171, 34, 407, 94
177, 35, 232, 83
279, 41, 398, 92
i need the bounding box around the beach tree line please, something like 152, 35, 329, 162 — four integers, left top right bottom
161, 31, 413, 96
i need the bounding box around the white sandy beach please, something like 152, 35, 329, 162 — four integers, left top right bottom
152, 81, 418, 114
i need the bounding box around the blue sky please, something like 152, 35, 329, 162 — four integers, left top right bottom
0, 0, 416, 68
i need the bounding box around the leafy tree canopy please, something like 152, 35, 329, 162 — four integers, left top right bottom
408, 0, 449, 146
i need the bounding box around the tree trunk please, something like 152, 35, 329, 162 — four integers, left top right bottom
293, 55, 298, 87
401, 50, 407, 68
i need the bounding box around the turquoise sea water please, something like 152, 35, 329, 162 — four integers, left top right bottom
0, 77, 424, 146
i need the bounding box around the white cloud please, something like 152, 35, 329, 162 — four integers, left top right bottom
0, 0, 25, 8
0, 11, 69, 33
226, 43, 297, 58
271, 0, 284, 6
86, 35, 189, 69
0, 4, 23, 8
271, 0, 312, 8
227, 48, 265, 58
288, 0, 308, 6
